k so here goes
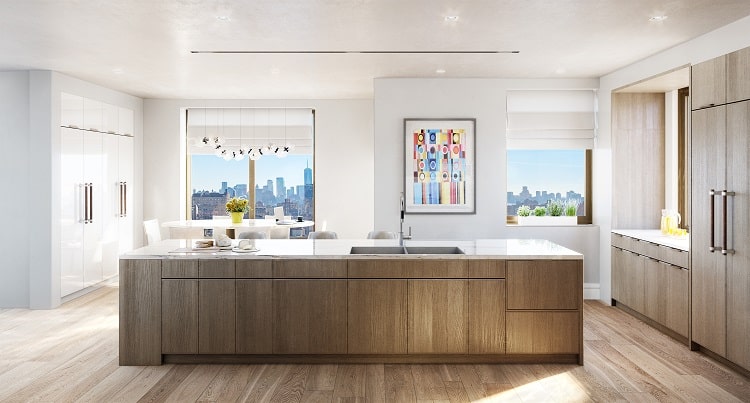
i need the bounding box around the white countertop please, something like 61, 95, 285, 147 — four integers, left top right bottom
123, 238, 583, 260
611, 229, 689, 251
162, 219, 314, 229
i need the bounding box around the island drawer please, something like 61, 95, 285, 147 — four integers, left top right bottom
468, 260, 506, 278
506, 311, 580, 354
348, 259, 467, 278
199, 260, 235, 278
236, 259, 273, 278
162, 260, 198, 278
274, 259, 347, 278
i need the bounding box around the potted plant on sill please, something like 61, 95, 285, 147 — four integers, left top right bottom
226, 197, 249, 224
516, 200, 578, 226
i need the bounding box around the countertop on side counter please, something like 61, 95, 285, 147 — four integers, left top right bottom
122, 238, 583, 260
612, 229, 689, 251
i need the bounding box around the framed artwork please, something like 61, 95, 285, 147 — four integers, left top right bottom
404, 118, 475, 214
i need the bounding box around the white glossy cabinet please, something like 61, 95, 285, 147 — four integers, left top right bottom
60, 94, 134, 296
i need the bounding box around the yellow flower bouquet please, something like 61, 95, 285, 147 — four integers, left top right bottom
226, 197, 249, 213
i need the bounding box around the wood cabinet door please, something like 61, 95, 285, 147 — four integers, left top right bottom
611, 247, 625, 302
348, 280, 407, 354
468, 280, 505, 354
727, 46, 750, 103
236, 280, 273, 354
691, 55, 726, 110
199, 280, 236, 354
506, 260, 581, 310
727, 100, 750, 369
664, 263, 689, 338
507, 311, 580, 354
273, 280, 347, 354
408, 280, 467, 354
643, 257, 664, 323
691, 106, 727, 356
621, 251, 645, 312
161, 279, 198, 353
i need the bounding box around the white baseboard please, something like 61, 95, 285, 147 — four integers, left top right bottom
584, 283, 600, 300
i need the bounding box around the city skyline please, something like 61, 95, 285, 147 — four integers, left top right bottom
190, 154, 312, 192
507, 149, 585, 196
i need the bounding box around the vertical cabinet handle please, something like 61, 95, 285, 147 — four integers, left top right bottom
722, 190, 735, 255
123, 181, 127, 217
80, 184, 86, 223
88, 183, 94, 223
709, 189, 716, 252
118, 182, 124, 217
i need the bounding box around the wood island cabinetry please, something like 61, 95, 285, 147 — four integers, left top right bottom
120, 243, 583, 366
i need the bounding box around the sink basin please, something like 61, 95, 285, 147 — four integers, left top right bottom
404, 246, 465, 255
350, 246, 407, 254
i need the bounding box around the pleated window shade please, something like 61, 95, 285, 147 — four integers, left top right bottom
506, 90, 597, 149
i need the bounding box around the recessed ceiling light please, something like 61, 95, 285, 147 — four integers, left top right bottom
216, 15, 231, 21
444, 15, 459, 22
649, 15, 667, 22
436, 69, 446, 74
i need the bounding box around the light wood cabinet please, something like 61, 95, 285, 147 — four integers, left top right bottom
273, 279, 347, 354
726, 100, 750, 369
691, 55, 726, 110
408, 280, 467, 354
691, 106, 727, 356
644, 260, 688, 337
161, 279, 198, 353
468, 280, 505, 353
347, 280, 407, 354
236, 280, 273, 354
621, 250, 645, 312
506, 312, 579, 354
727, 46, 750, 103
507, 260, 580, 310
198, 279, 235, 354
611, 247, 625, 302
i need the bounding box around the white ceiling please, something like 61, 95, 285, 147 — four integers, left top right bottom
2, 0, 750, 99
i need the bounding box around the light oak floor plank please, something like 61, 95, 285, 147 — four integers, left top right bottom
1, 286, 749, 402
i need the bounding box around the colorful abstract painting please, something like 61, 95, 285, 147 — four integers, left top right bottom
404, 119, 475, 213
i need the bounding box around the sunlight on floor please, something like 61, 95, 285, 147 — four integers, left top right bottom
475, 371, 588, 402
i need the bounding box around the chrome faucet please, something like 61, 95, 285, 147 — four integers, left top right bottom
399, 193, 412, 246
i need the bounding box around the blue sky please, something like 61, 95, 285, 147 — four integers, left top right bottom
191, 155, 312, 192
507, 150, 585, 196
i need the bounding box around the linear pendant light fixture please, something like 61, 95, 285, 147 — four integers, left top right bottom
191, 50, 519, 54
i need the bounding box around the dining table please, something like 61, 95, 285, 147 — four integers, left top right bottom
161, 218, 314, 239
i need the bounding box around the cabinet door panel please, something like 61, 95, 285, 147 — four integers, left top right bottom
236, 280, 273, 354
101, 134, 120, 279
199, 280, 236, 354
691, 107, 727, 356
507, 312, 579, 354
82, 131, 103, 286
643, 257, 664, 322
468, 280, 505, 354
83, 97, 103, 132
408, 280, 467, 354
117, 136, 134, 254
727, 100, 750, 368
507, 260, 581, 310
727, 46, 750, 103
665, 264, 688, 337
162, 279, 198, 353
60, 128, 84, 296
273, 280, 347, 354
691, 56, 726, 109
348, 280, 407, 354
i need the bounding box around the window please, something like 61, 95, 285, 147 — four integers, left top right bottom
506, 149, 591, 222
186, 108, 315, 227
505, 89, 596, 223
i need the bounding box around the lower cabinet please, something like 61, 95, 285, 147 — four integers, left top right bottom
198, 280, 235, 354
273, 279, 347, 354
347, 280, 407, 354
408, 280, 468, 354
506, 311, 580, 354
236, 280, 273, 354
644, 260, 688, 337
161, 279, 198, 354
468, 280, 506, 353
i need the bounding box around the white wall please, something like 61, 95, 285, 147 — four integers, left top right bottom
597, 15, 750, 304
143, 99, 374, 240
373, 78, 601, 291
0, 70, 143, 308
0, 71, 31, 307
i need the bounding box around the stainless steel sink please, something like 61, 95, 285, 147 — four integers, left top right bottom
349, 246, 407, 254
404, 246, 465, 255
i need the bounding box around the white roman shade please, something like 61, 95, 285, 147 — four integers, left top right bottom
506, 90, 597, 149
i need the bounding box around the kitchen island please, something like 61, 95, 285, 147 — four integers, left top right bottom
120, 239, 583, 366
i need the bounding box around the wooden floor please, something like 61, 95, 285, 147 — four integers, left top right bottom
0, 284, 748, 402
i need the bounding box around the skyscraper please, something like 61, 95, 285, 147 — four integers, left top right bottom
304, 161, 312, 185
276, 177, 285, 199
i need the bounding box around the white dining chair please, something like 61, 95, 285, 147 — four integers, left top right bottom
143, 219, 162, 245
269, 226, 290, 239
367, 231, 398, 239
237, 231, 267, 239
308, 231, 338, 239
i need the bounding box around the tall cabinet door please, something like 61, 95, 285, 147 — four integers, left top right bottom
60, 128, 84, 296
118, 136, 134, 255
82, 131, 103, 287
727, 101, 750, 368
101, 134, 120, 279
691, 106, 727, 356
